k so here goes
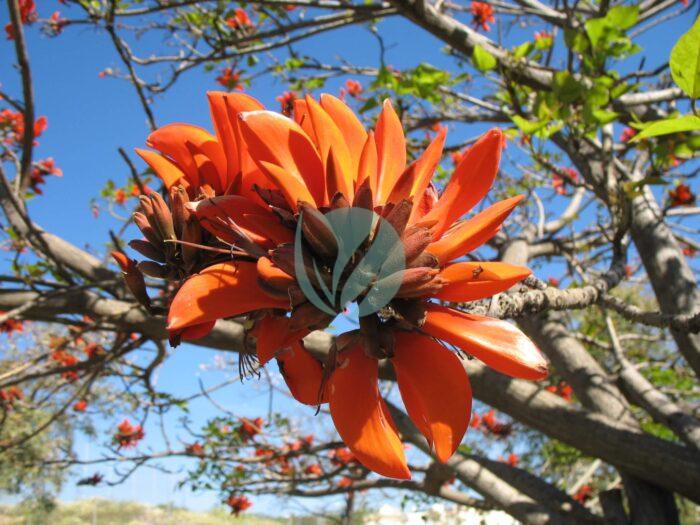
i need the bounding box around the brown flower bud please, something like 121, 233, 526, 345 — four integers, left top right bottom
128, 239, 165, 262
298, 201, 338, 259
111, 251, 151, 310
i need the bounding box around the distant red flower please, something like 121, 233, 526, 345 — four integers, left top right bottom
682, 244, 697, 257
5, 0, 37, 40
30, 157, 62, 194
546, 381, 573, 402
0, 386, 23, 409
186, 442, 204, 456
669, 183, 695, 208
74, 400, 87, 412
547, 277, 559, 287
46, 11, 68, 36
552, 167, 578, 195
0, 311, 24, 334
0, 110, 47, 146
285, 4, 297, 11
276, 91, 296, 117
52, 349, 79, 381
226, 494, 252, 516
506, 453, 519, 467
114, 188, 126, 205
329, 447, 355, 466
114, 419, 144, 448
305, 463, 322, 475
226, 8, 253, 30
534, 30, 552, 42
345, 79, 363, 98
338, 477, 353, 488
450, 149, 465, 166
574, 484, 593, 503
470, 2, 494, 31
83, 342, 103, 360
216, 67, 244, 91
238, 417, 264, 441
470, 412, 481, 428
480, 409, 513, 438
620, 127, 637, 143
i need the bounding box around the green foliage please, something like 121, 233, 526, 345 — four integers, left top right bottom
631, 115, 700, 142
472, 45, 497, 72
369, 63, 455, 105
670, 16, 700, 99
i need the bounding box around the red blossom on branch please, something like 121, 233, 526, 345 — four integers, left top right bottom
470, 2, 494, 31
226, 494, 252, 516
215, 67, 244, 91
114, 419, 145, 449
668, 183, 695, 208
5, 0, 37, 40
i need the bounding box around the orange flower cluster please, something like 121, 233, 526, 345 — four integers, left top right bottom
0, 311, 24, 334
470, 2, 495, 32
123, 91, 548, 478
216, 67, 244, 92
470, 410, 513, 438
226, 8, 253, 30
114, 419, 145, 449
552, 167, 578, 195
29, 157, 62, 194
226, 494, 252, 516
668, 183, 695, 208
0, 386, 23, 410
238, 417, 264, 441
4, 0, 37, 40
545, 381, 573, 401
0, 110, 47, 147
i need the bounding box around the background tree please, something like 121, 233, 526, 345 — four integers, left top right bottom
1, 1, 700, 524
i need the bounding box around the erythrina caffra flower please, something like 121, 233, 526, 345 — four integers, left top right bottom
126, 91, 548, 479
470, 2, 495, 32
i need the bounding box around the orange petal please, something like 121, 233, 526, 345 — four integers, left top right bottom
435, 262, 531, 302
421, 128, 503, 238
277, 341, 327, 405
258, 161, 317, 212
239, 111, 325, 206
180, 321, 216, 341
329, 344, 410, 479
207, 91, 264, 190
146, 124, 227, 191
422, 303, 549, 380
167, 261, 288, 332
427, 196, 523, 264
320, 94, 367, 180
305, 95, 354, 201
392, 331, 471, 463
408, 128, 446, 223
254, 315, 308, 365
257, 256, 296, 289
191, 195, 293, 246
135, 148, 187, 190
356, 131, 378, 197
375, 100, 406, 203
293, 98, 316, 141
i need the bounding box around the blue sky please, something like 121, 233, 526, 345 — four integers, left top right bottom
0, 1, 697, 517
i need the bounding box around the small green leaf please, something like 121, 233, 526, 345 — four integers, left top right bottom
631, 115, 700, 142
511, 115, 547, 134
670, 16, 700, 98
606, 5, 639, 30
472, 45, 497, 72
513, 42, 534, 60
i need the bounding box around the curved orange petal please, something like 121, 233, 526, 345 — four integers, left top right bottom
293, 98, 316, 141
257, 256, 296, 289
320, 94, 367, 180
191, 195, 293, 246
422, 303, 549, 380
180, 321, 216, 341
427, 196, 523, 265
435, 262, 531, 302
207, 91, 264, 191
421, 128, 503, 238
375, 100, 406, 203
239, 110, 325, 206
146, 124, 227, 191
277, 341, 327, 405
356, 131, 378, 197
135, 148, 187, 190
329, 344, 410, 479
254, 315, 308, 365
258, 161, 316, 212
167, 261, 288, 332
392, 331, 471, 463
408, 128, 447, 223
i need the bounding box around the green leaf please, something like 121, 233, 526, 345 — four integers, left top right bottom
670, 16, 700, 98
631, 115, 700, 142
511, 115, 547, 134
513, 42, 534, 60
592, 109, 618, 125
472, 45, 497, 72
606, 5, 639, 30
